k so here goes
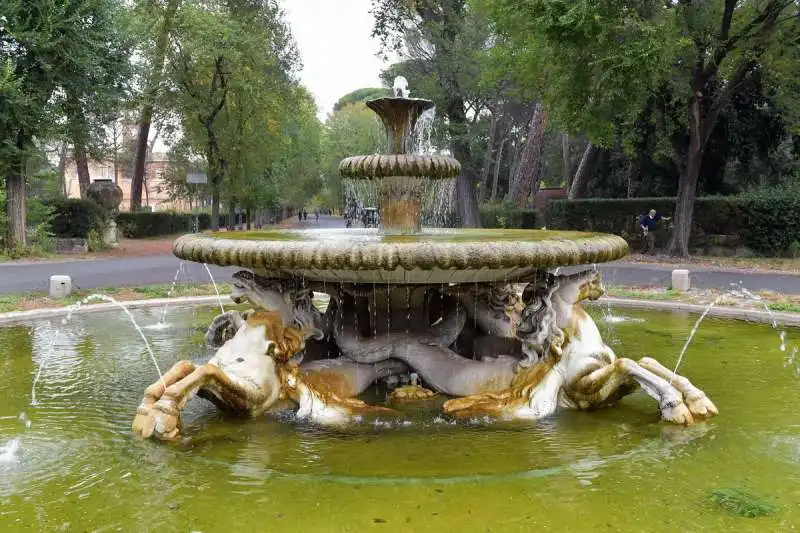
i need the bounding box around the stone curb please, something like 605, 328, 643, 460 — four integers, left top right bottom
0, 295, 227, 326
593, 297, 800, 327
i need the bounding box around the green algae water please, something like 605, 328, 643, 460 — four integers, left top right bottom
1, 307, 798, 532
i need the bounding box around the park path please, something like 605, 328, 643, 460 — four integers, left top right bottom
2, 215, 798, 295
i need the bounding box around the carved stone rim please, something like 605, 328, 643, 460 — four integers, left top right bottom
172, 231, 629, 281
339, 154, 461, 179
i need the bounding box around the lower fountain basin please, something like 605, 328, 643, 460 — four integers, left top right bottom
173, 228, 628, 283
2, 307, 797, 530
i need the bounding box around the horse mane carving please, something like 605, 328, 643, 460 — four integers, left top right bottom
245, 310, 308, 361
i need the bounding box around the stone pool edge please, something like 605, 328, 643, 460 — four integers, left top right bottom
0, 294, 797, 327
590, 297, 800, 327
0, 295, 227, 326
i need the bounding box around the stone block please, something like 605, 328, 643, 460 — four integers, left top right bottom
55, 238, 88, 253
49, 275, 72, 299
671, 269, 690, 292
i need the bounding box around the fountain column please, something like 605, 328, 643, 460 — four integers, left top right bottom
339, 94, 460, 234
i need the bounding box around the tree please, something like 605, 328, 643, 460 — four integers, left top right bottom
130, 0, 181, 211
505, 102, 548, 206
57, 0, 132, 197
1, 0, 131, 248
333, 88, 390, 111
167, 0, 302, 229
485, 0, 800, 256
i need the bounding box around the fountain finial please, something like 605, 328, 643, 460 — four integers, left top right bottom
393, 76, 410, 97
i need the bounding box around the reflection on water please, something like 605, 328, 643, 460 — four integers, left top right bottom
0, 306, 798, 531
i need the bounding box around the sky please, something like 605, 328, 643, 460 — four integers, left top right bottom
280, 0, 390, 119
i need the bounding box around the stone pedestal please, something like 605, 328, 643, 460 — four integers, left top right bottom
49, 275, 72, 298
103, 219, 119, 249
672, 269, 691, 292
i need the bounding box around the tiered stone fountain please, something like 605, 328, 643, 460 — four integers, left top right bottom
133, 80, 717, 441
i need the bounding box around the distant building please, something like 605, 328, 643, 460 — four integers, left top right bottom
64, 150, 190, 212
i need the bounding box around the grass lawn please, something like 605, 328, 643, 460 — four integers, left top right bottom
625, 253, 800, 273
605, 284, 800, 314
0, 283, 233, 314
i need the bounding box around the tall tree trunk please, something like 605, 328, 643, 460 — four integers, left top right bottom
568, 143, 601, 199
506, 102, 547, 207
625, 158, 634, 198
446, 96, 480, 227
57, 143, 68, 196
130, 0, 180, 211
667, 96, 704, 258
74, 141, 91, 198
5, 143, 26, 249
561, 134, 570, 186
455, 172, 480, 227
211, 183, 220, 230
478, 108, 499, 202
490, 137, 506, 202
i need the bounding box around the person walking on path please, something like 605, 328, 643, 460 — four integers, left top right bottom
639, 209, 671, 254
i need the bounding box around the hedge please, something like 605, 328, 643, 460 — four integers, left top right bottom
547, 187, 800, 256
47, 198, 106, 238
480, 202, 539, 229
116, 211, 211, 238
738, 182, 800, 256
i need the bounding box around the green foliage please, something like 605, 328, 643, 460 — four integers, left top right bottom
549, 191, 800, 256
480, 202, 539, 229
86, 229, 107, 252
320, 101, 384, 209
710, 488, 777, 518
116, 211, 210, 238
333, 88, 389, 112
47, 198, 105, 239
788, 241, 800, 259
738, 180, 800, 257
163, 1, 316, 222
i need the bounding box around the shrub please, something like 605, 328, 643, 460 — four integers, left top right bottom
738, 181, 800, 256
28, 223, 56, 254
116, 211, 211, 238
480, 202, 539, 229
47, 198, 106, 239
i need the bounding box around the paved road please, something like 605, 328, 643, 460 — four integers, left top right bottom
2, 216, 798, 295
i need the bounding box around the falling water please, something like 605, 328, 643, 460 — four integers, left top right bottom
735, 286, 798, 375
31, 294, 166, 405
158, 261, 186, 325
420, 178, 456, 228
671, 296, 724, 380
343, 178, 456, 229
0, 439, 20, 463
342, 179, 377, 222
203, 263, 225, 314
412, 106, 436, 155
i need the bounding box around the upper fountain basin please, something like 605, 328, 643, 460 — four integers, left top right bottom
339, 154, 460, 179
173, 228, 628, 284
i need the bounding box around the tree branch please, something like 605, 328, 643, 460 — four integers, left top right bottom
703, 60, 759, 146
704, 0, 793, 78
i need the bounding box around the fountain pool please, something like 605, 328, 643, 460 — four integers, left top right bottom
1, 306, 797, 531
